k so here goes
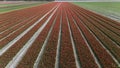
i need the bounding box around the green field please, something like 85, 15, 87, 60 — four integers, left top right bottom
73, 2, 120, 21
0, 2, 47, 13
0, 4, 15, 7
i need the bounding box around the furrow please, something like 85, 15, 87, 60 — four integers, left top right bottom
65, 9, 81, 68
79, 10, 120, 48
55, 8, 62, 68
69, 4, 117, 67
33, 3, 61, 68
77, 9, 120, 66
72, 6, 120, 65
5, 3, 60, 68
0, 5, 54, 47
0, 4, 55, 67
59, 4, 76, 68
0, 14, 36, 34
0, 3, 58, 56
15, 4, 58, 68
66, 4, 101, 68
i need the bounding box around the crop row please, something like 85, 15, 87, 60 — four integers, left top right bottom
0, 2, 57, 35
0, 9, 52, 68
71, 3, 120, 64
1, 2, 120, 68
75, 6, 120, 46
59, 4, 76, 68
0, 2, 56, 35
69, 3, 120, 67
0, 2, 57, 47
65, 5, 99, 68
0, 2, 59, 68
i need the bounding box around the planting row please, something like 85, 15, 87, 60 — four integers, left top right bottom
71, 3, 120, 64
1, 2, 120, 68
0, 2, 58, 48
0, 2, 60, 68
69, 3, 120, 67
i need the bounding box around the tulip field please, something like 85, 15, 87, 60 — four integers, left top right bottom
0, 2, 120, 68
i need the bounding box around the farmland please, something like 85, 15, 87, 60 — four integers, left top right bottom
74, 2, 120, 21
0, 1, 120, 68
0, 1, 46, 13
